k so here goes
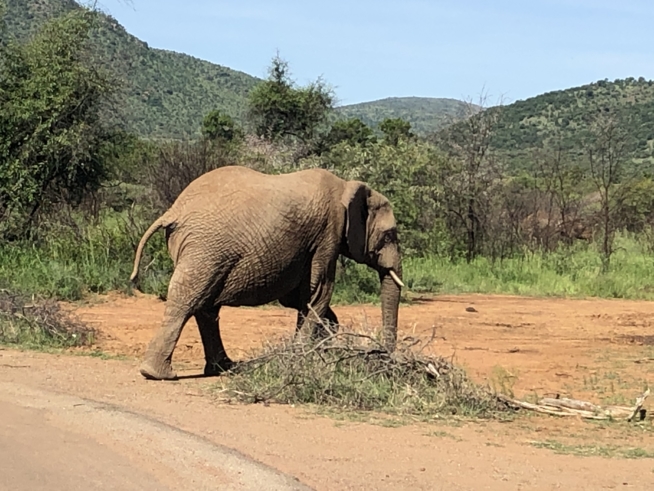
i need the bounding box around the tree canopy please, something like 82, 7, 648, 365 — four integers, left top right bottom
0, 6, 115, 231
247, 56, 335, 144
201, 109, 242, 143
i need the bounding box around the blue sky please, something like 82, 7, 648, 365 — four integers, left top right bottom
96, 0, 654, 106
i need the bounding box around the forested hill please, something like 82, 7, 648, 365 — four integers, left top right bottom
3, 0, 261, 139
337, 97, 472, 135
442, 78, 654, 172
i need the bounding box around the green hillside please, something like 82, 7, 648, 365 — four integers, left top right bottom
441, 78, 654, 172
2, 2, 472, 139
337, 97, 472, 135
3, 0, 260, 139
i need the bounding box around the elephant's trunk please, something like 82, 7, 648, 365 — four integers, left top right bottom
380, 265, 402, 352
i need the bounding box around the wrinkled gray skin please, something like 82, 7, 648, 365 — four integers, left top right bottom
130, 166, 403, 380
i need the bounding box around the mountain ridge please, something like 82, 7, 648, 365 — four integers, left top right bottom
3, 0, 261, 138
337, 96, 474, 135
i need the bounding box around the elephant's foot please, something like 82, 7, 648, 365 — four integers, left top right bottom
311, 321, 338, 341
139, 359, 178, 381
204, 357, 234, 377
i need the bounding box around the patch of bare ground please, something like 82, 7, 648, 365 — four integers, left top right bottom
3, 292, 653, 490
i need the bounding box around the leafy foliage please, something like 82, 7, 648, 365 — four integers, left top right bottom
201, 110, 242, 143
321, 139, 445, 256
247, 56, 335, 144
379, 117, 416, 146
0, 6, 114, 233
320, 118, 377, 149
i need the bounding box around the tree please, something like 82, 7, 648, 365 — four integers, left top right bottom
533, 136, 588, 249
379, 118, 415, 146
320, 118, 376, 150
435, 95, 503, 262
586, 112, 636, 271
247, 55, 335, 144
322, 139, 445, 256
201, 109, 242, 143
0, 7, 115, 234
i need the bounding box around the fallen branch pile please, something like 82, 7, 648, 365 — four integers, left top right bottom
499, 389, 650, 421
222, 326, 507, 417
0, 289, 94, 347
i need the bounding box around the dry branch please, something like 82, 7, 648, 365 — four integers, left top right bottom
224, 326, 504, 416
499, 389, 650, 421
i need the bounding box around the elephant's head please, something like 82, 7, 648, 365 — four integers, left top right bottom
341, 181, 403, 351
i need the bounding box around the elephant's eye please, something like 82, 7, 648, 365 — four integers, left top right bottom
382, 229, 396, 245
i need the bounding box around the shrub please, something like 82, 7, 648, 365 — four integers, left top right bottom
221, 325, 506, 418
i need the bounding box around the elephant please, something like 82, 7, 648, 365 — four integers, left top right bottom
130, 165, 404, 381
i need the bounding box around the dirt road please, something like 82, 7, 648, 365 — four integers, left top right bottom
0, 382, 311, 491
2, 293, 654, 490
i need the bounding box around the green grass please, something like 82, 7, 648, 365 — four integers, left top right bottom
0, 209, 172, 301
3, 210, 654, 304
403, 234, 654, 300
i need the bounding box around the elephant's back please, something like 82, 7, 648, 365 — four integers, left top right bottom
168, 165, 340, 252
178, 166, 265, 197
173, 165, 340, 207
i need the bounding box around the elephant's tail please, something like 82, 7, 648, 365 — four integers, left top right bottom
130, 214, 170, 287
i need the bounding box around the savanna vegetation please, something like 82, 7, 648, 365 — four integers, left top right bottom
442, 78, 654, 173
2, 2, 654, 344
2, 1, 654, 421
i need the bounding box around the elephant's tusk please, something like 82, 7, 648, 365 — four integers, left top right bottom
389, 270, 405, 288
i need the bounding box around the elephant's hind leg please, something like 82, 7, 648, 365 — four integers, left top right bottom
140, 266, 204, 380
195, 306, 233, 376
139, 300, 190, 380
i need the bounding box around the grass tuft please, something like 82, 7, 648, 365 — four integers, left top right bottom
219, 324, 507, 418
0, 290, 95, 348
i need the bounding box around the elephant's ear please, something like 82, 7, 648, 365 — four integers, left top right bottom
341, 181, 370, 263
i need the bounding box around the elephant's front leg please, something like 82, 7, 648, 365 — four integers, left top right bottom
299, 288, 339, 340
323, 307, 339, 334
297, 257, 339, 339
195, 306, 233, 376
